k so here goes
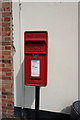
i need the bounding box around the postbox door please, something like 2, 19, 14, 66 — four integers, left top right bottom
25, 54, 47, 86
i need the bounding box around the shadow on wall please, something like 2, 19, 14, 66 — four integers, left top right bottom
61, 105, 71, 115
16, 61, 72, 112
16, 61, 35, 108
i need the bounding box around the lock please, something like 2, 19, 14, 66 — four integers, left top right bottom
24, 31, 48, 86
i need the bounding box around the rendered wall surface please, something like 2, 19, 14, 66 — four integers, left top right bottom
13, 2, 78, 113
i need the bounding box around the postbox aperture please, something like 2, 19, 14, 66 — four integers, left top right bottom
24, 31, 48, 87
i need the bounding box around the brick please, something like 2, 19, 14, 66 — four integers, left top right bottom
2, 2, 11, 8
0, 51, 2, 55
6, 88, 12, 92
1, 60, 11, 64
0, 8, 3, 12
0, 56, 4, 59
0, 102, 2, 106
0, 23, 2, 27
5, 46, 11, 50
0, 71, 5, 76
2, 88, 5, 92
2, 99, 7, 103
2, 72, 6, 76
6, 63, 12, 68
2, 102, 6, 106
2, 81, 12, 87
0, 36, 2, 41
2, 76, 11, 80
7, 102, 13, 106
3, 55, 11, 59
6, 72, 11, 76
2, 23, 10, 27
0, 109, 2, 113
7, 110, 13, 114
0, 63, 5, 67
2, 32, 10, 36
2, 109, 6, 113
2, 64, 5, 67
0, 3, 2, 7
2, 37, 10, 41
4, 17, 10, 22
7, 103, 14, 108
0, 17, 2, 21
8, 110, 14, 114
0, 46, 5, 50
5, 106, 13, 111
0, 72, 2, 76
6, 63, 12, 67
2, 95, 6, 99
5, 27, 10, 31
2, 12, 11, 17
0, 14, 2, 20
1, 41, 11, 45
0, 68, 2, 71
7, 95, 13, 99
1, 68, 11, 72
0, 32, 2, 36
0, 88, 2, 91
2, 51, 11, 55
2, 92, 13, 96
0, 27, 3, 31
4, 7, 10, 11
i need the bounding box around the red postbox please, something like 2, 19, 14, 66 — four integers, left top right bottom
24, 31, 48, 86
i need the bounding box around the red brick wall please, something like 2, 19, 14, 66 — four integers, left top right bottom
0, 1, 14, 118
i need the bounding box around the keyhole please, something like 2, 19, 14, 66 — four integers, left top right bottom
34, 54, 37, 58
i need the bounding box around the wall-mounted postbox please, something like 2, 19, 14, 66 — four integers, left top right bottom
24, 31, 48, 86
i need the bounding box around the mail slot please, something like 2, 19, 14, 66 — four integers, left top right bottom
24, 31, 48, 86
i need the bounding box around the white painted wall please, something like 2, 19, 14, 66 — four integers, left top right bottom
13, 2, 78, 113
